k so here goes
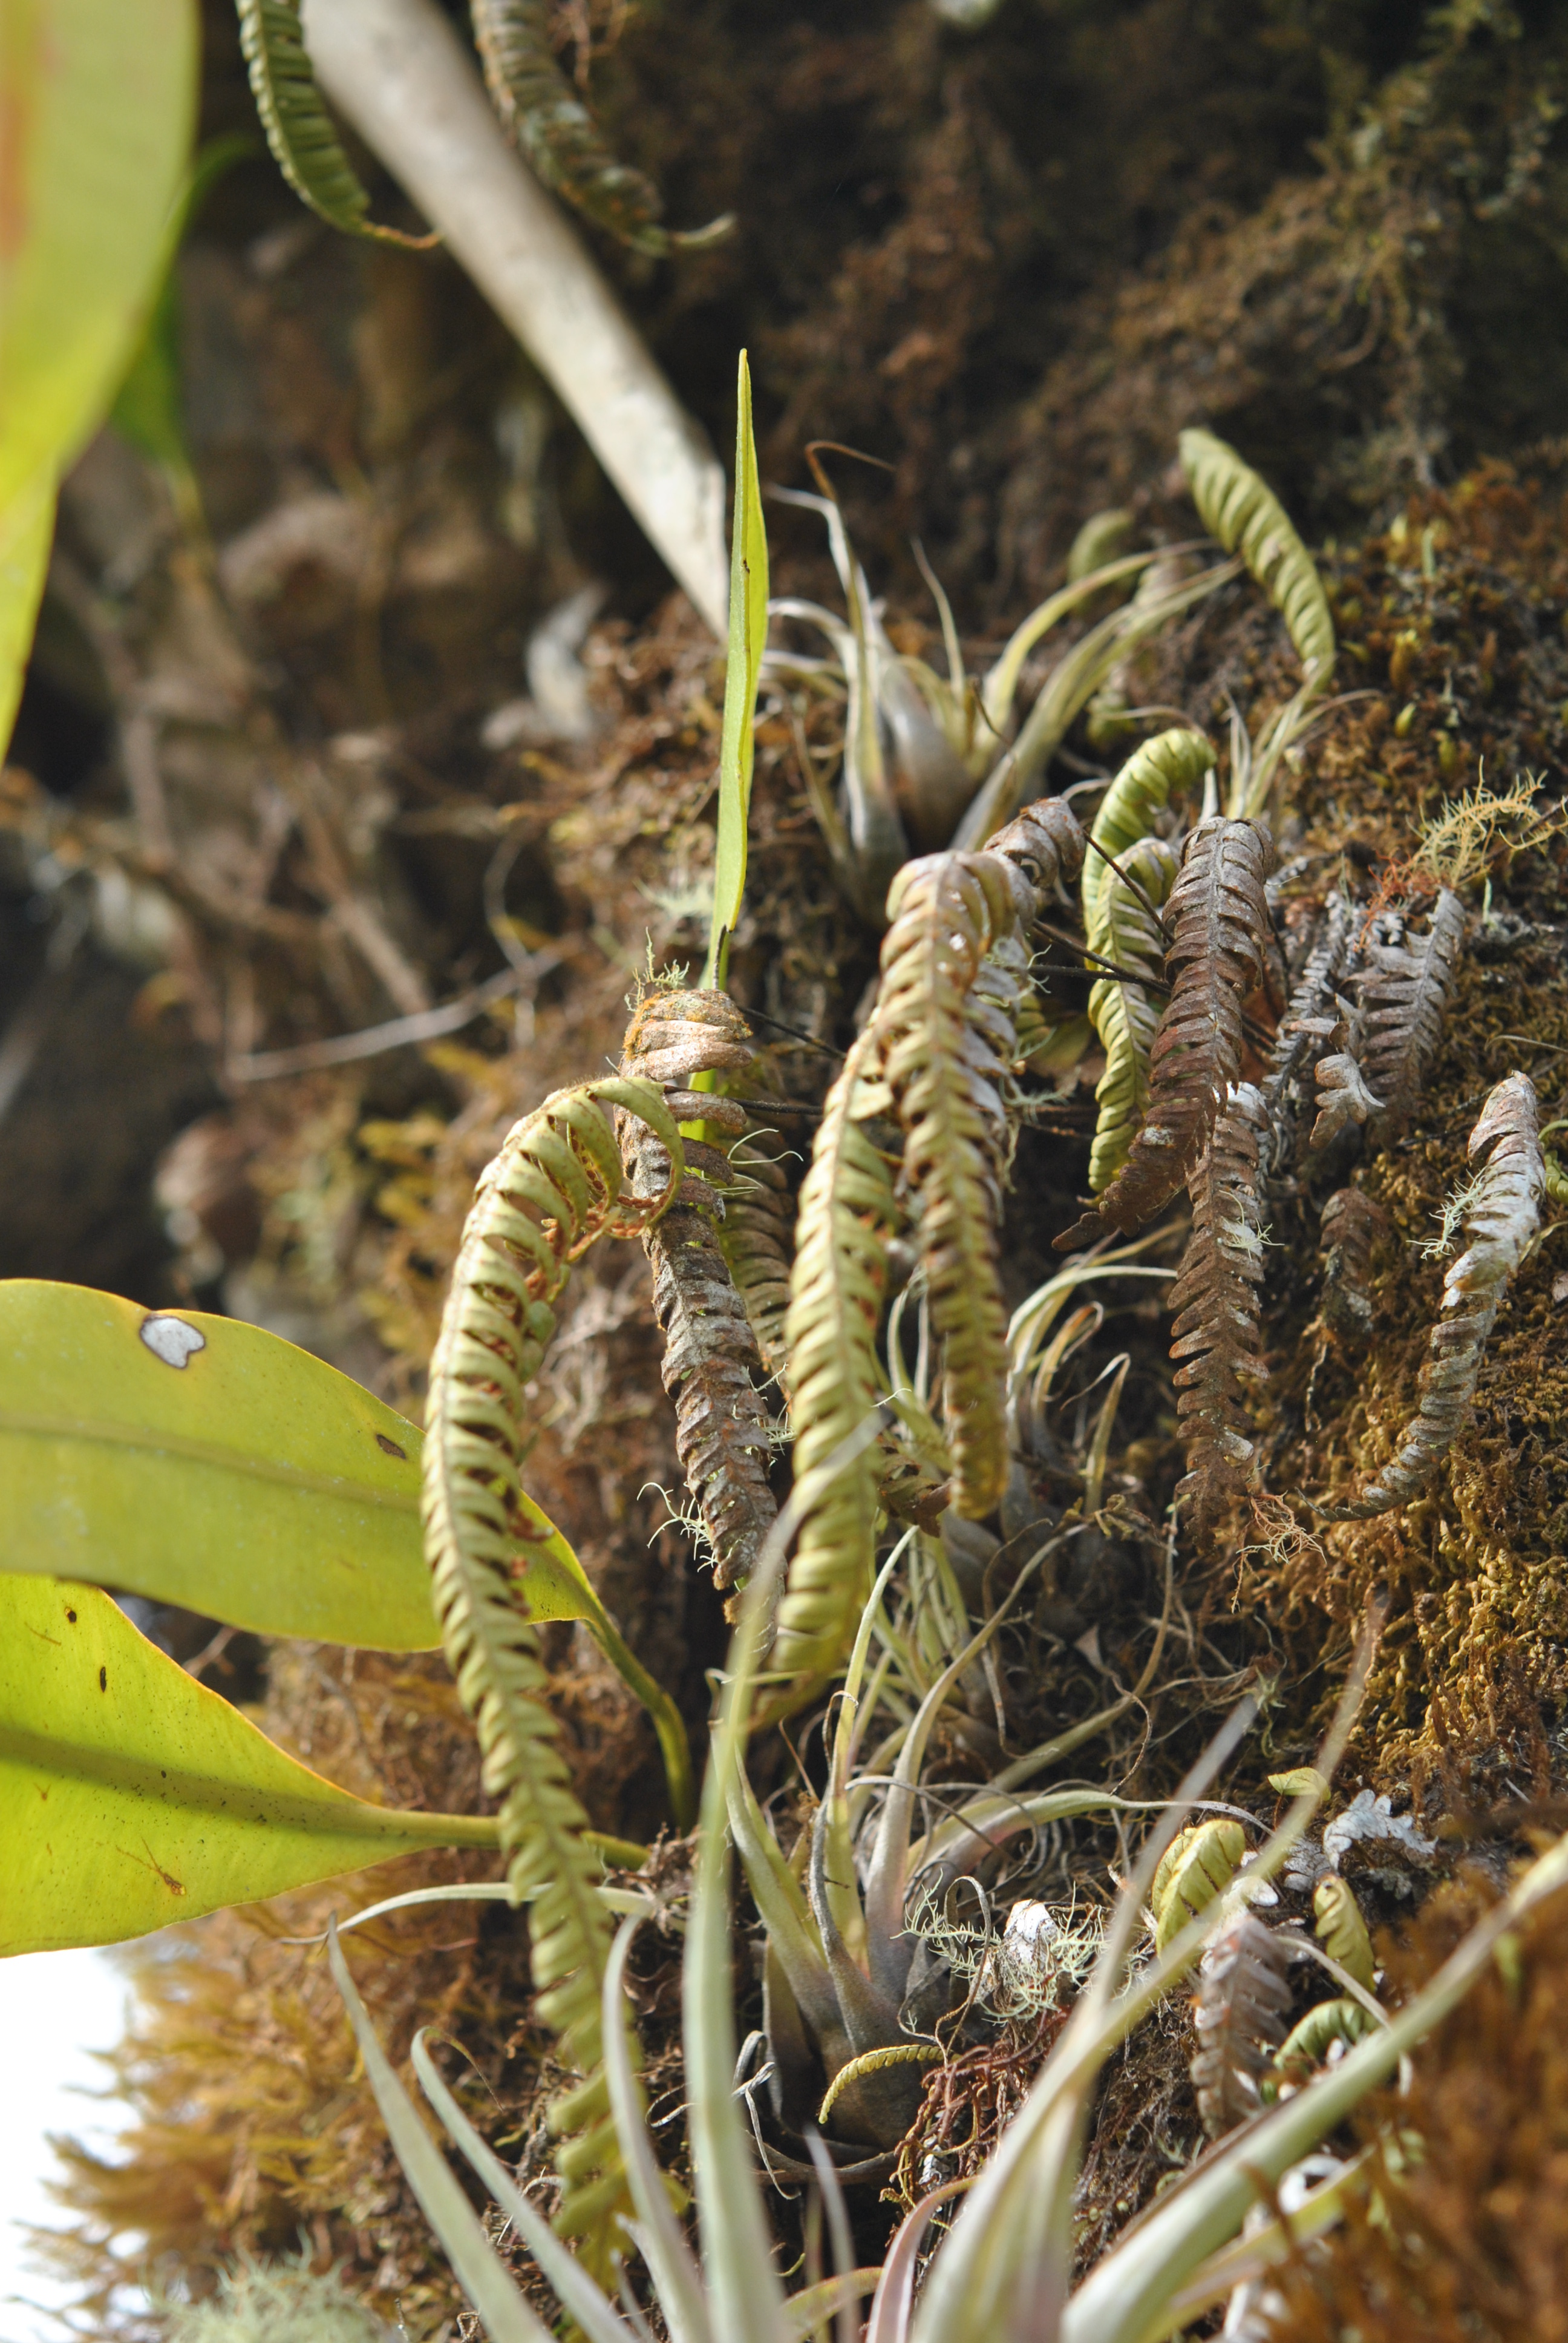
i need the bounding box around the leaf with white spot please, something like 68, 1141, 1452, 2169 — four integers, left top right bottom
0, 1280, 612, 1653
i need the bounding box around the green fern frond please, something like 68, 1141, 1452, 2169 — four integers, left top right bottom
1080, 726, 1214, 940
1151, 1817, 1246, 1950
422, 1075, 682, 2271
874, 853, 1024, 1519
471, 0, 730, 255
770, 1033, 899, 1693
1179, 428, 1335, 683
1313, 1875, 1376, 1991
1086, 834, 1179, 1193
237, 0, 435, 246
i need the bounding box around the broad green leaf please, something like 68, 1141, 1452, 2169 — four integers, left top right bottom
702, 350, 769, 989
0, 1576, 498, 1955
0, 0, 197, 515
0, 471, 54, 757
0, 1280, 439, 1651
0, 1281, 693, 1816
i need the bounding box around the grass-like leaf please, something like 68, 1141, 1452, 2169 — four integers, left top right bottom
704, 352, 769, 987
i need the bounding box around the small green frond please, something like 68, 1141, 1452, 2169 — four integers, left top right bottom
771, 1034, 899, 1694
422, 1075, 683, 2272
1180, 427, 1335, 683
471, 0, 730, 255
1275, 1993, 1378, 2080
1151, 1818, 1247, 1950
238, 0, 435, 246
1313, 1874, 1376, 1992
1086, 835, 1179, 1193
1080, 726, 1214, 940
1067, 508, 1137, 582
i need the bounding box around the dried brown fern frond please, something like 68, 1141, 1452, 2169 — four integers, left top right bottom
1168, 1082, 1269, 1518
872, 800, 1083, 1518
1059, 816, 1276, 1249
1308, 1011, 1384, 1152
618, 988, 778, 1590
1319, 1071, 1544, 1520
1259, 895, 1354, 1181
1318, 1187, 1390, 1339
1191, 1912, 1293, 2139
1356, 888, 1465, 1124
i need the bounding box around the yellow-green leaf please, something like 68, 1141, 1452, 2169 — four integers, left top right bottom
0, 1576, 498, 1955
0, 1280, 439, 1650
0, 471, 54, 757
0, 0, 197, 516
0, 1281, 691, 1812
702, 350, 769, 989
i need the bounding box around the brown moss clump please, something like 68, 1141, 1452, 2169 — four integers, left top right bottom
1267, 1874, 1568, 2343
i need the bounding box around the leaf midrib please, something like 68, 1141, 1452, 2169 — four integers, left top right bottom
0, 1409, 420, 1512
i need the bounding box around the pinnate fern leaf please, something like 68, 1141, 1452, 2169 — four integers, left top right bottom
1319, 1071, 1543, 1519
238, 0, 436, 246
422, 1075, 681, 2266
1086, 834, 1179, 1193
1180, 427, 1334, 683
1060, 816, 1276, 1248
771, 1032, 900, 1691
471, 0, 729, 255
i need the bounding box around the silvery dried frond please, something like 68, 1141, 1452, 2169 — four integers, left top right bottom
1308, 1020, 1384, 1152
1355, 888, 1465, 1122
1191, 1912, 1293, 2138
1319, 1070, 1543, 1519
1259, 894, 1354, 1180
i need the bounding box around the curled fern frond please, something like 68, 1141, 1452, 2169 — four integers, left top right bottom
1355, 888, 1465, 1123
873, 803, 1082, 1518
238, 0, 436, 246
1275, 1995, 1378, 2082
471, 0, 730, 255
1081, 728, 1210, 938
1318, 1187, 1390, 1339
422, 1075, 682, 2263
1319, 1071, 1544, 1519
1179, 427, 1335, 683
1169, 1082, 1270, 1518
1060, 816, 1276, 1248
1313, 1874, 1376, 1991
618, 989, 777, 1591
1086, 834, 1180, 1193
1310, 1052, 1382, 1151
1151, 1817, 1246, 1949
1191, 1913, 1293, 2138
717, 1135, 794, 1383
771, 1033, 900, 1689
